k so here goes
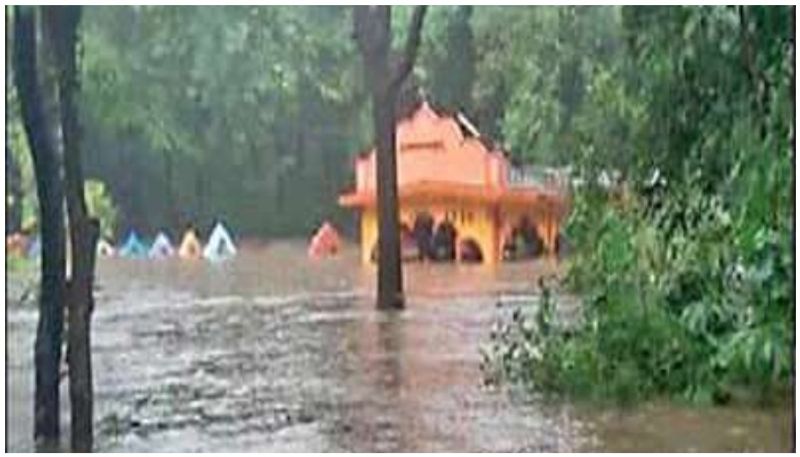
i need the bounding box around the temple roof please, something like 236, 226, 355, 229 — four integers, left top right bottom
356, 100, 506, 160
340, 100, 569, 217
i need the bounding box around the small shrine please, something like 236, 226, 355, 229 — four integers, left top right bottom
338, 101, 569, 265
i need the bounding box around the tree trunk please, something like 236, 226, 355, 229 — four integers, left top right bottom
372, 87, 404, 309
42, 6, 97, 451
354, 5, 427, 310
12, 6, 67, 450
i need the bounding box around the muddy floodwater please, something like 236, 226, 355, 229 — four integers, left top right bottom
6, 241, 793, 452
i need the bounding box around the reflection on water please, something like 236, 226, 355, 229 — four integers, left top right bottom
5, 241, 793, 451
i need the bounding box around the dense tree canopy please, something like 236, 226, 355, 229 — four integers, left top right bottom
5, 6, 637, 239
75, 6, 370, 237
485, 6, 794, 404
6, 6, 793, 250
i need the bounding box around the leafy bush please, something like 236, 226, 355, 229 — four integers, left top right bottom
484, 178, 792, 405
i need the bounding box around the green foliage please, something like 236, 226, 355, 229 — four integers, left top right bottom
6, 126, 38, 231
422, 6, 476, 113
485, 5, 793, 405
84, 179, 118, 239
78, 6, 370, 237
6, 64, 39, 232
471, 6, 623, 163
487, 188, 791, 404
9, 6, 628, 236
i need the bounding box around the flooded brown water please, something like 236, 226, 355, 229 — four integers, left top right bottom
5, 241, 793, 451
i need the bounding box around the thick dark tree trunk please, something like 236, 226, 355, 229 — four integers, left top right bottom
354, 5, 427, 310
372, 87, 404, 309
12, 6, 67, 450
43, 6, 97, 451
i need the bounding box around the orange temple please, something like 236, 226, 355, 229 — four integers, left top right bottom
339, 101, 569, 265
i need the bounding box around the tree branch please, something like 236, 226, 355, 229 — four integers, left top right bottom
353, 6, 390, 59
391, 6, 427, 89
352, 6, 369, 54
